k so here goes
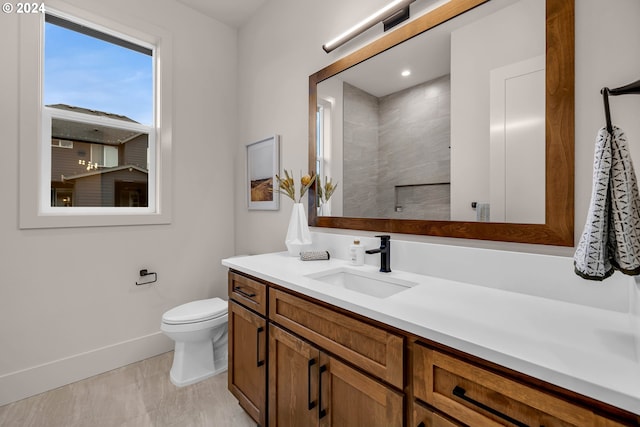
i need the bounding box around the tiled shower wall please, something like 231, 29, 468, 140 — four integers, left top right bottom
343, 82, 380, 218
343, 75, 451, 219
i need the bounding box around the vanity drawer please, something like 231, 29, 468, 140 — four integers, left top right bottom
413, 401, 462, 427
228, 271, 267, 316
413, 344, 601, 427
268, 288, 404, 389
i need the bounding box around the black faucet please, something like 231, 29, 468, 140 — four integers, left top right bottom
365, 235, 391, 273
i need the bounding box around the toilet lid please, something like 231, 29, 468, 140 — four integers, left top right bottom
162, 298, 227, 325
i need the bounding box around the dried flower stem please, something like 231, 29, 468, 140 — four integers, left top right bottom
317, 176, 338, 205
275, 170, 317, 203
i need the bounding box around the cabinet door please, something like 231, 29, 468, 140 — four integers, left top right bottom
228, 301, 266, 427
269, 324, 321, 427
319, 354, 403, 427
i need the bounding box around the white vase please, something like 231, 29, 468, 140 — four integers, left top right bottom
285, 203, 312, 256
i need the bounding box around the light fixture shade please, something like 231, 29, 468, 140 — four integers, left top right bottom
322, 0, 415, 53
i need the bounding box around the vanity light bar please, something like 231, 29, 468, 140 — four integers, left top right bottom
322, 0, 415, 53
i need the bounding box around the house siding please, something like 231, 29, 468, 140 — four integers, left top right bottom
123, 135, 148, 169
51, 140, 93, 181
72, 169, 148, 207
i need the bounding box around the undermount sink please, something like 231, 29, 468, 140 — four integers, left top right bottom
306, 267, 417, 298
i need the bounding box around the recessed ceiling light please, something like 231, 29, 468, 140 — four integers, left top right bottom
401, 70, 411, 77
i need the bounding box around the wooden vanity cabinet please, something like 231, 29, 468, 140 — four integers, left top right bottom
228, 272, 267, 427
227, 269, 639, 427
269, 323, 403, 427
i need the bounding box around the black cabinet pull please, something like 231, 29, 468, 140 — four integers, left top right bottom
318, 365, 327, 419
234, 286, 256, 299
308, 359, 317, 410
256, 326, 265, 367
453, 386, 529, 427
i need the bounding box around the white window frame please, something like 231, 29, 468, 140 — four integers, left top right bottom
19, 2, 173, 228
51, 139, 73, 149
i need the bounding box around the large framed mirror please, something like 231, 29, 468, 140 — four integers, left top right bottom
308, 0, 574, 246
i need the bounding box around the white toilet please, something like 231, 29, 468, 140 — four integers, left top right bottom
160, 297, 228, 387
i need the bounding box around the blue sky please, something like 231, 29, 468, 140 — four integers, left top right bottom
44, 22, 153, 126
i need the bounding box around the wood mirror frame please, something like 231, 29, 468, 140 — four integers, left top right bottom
308, 0, 574, 246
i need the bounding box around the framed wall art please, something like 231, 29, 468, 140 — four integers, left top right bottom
246, 135, 279, 210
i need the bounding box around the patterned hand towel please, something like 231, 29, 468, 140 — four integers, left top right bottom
574, 127, 640, 280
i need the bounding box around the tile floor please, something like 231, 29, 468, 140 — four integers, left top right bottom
0, 352, 256, 427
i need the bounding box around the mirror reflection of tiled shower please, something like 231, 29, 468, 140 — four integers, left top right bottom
343, 75, 451, 220
394, 183, 450, 220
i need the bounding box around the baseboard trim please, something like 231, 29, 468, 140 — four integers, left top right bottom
0, 332, 174, 406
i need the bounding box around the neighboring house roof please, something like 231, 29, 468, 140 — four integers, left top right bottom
62, 164, 148, 181
47, 104, 145, 146
47, 104, 139, 123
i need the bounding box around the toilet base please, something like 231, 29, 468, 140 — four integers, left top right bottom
168, 339, 228, 387
169, 364, 228, 387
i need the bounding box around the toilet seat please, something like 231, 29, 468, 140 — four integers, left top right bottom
162, 298, 227, 325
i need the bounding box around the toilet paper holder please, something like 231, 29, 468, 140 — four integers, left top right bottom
136, 269, 158, 286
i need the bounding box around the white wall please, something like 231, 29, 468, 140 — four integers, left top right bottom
0, 0, 237, 405
235, 0, 397, 256
450, 0, 544, 222
236, 0, 640, 257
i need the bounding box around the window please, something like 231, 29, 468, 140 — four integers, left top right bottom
51, 139, 73, 149
44, 14, 153, 209
90, 144, 119, 168
315, 98, 336, 215
19, 7, 173, 227
316, 105, 325, 181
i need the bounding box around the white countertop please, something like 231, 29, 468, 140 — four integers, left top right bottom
222, 252, 640, 414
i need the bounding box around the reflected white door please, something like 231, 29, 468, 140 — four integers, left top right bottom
490, 55, 545, 224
